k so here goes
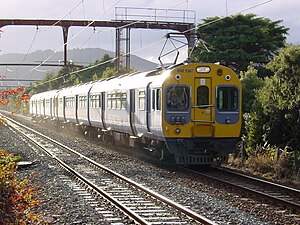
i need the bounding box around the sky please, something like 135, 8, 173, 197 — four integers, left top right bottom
0, 0, 299, 66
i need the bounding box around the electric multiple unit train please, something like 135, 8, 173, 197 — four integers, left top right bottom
30, 62, 242, 165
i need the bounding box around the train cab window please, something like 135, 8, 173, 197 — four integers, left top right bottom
156, 89, 161, 110
139, 90, 145, 110
166, 86, 189, 111
217, 87, 238, 111
197, 86, 209, 106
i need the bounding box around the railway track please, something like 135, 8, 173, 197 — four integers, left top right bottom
4, 115, 217, 225
185, 166, 300, 213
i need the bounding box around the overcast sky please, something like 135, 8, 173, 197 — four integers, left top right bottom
0, 0, 299, 65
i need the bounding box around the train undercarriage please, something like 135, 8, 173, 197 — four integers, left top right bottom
33, 118, 238, 166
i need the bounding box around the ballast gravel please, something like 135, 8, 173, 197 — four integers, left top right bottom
0, 113, 299, 224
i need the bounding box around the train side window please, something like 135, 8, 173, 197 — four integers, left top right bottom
116, 92, 121, 109
121, 92, 127, 110
197, 86, 209, 106
90, 95, 94, 108
112, 93, 117, 109
152, 90, 155, 110
90, 95, 99, 108
80, 96, 85, 108
156, 89, 161, 110
98, 94, 101, 108
217, 87, 238, 111
84, 96, 87, 108
107, 93, 112, 109
80, 96, 82, 108
139, 90, 145, 110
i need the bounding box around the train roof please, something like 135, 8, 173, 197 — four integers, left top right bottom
90, 69, 167, 93
30, 90, 59, 101
57, 81, 95, 98
31, 64, 183, 99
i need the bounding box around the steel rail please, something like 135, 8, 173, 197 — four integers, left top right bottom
183, 166, 300, 211
5, 115, 217, 225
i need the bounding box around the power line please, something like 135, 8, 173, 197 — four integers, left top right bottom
25, 0, 123, 76
32, 0, 274, 88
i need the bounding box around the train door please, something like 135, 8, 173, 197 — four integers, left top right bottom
193, 77, 214, 136
146, 83, 152, 133
63, 96, 66, 122
75, 95, 79, 124
129, 89, 138, 136
50, 98, 52, 117
35, 100, 38, 116
55, 97, 58, 118
101, 92, 107, 130
42, 99, 45, 117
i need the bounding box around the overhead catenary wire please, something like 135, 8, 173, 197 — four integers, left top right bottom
38, 0, 85, 32
31, 0, 274, 88
14, 0, 86, 82
25, 0, 124, 77
42, 0, 188, 67
28, 0, 188, 85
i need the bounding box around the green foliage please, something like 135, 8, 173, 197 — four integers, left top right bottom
240, 45, 300, 180
102, 67, 116, 79
192, 14, 288, 72
0, 148, 41, 224
256, 45, 300, 151
76, 53, 115, 83
243, 112, 265, 155
240, 66, 264, 113
30, 54, 115, 93
92, 73, 99, 80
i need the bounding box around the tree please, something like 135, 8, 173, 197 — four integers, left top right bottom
78, 53, 115, 83
256, 45, 300, 150
102, 67, 116, 79
240, 65, 264, 113
191, 14, 288, 72
29, 54, 115, 93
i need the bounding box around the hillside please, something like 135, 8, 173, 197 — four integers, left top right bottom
0, 48, 158, 88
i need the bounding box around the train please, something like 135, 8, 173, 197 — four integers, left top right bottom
30, 62, 242, 165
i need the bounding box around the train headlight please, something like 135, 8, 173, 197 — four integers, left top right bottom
225, 75, 231, 81
181, 116, 186, 123
175, 74, 181, 81
196, 66, 210, 73
176, 116, 181, 122
175, 128, 181, 134
226, 118, 231, 124
170, 116, 175, 123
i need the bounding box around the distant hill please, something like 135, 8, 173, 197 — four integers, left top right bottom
0, 48, 158, 88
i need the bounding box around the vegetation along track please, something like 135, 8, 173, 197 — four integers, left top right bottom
4, 114, 217, 225
185, 166, 300, 213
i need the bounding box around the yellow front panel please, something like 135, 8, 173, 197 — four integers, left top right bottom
192, 124, 215, 137
162, 63, 242, 139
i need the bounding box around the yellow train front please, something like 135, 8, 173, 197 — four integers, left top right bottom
161, 63, 241, 165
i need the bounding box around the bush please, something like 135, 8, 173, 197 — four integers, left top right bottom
244, 154, 274, 175
0, 148, 41, 224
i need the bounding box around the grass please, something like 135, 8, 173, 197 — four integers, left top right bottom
227, 153, 300, 189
